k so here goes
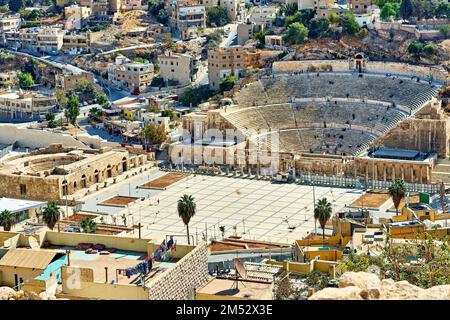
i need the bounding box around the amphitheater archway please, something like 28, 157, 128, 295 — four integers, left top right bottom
94, 170, 99, 183
107, 165, 112, 178
122, 157, 128, 172
62, 180, 68, 196
81, 174, 87, 188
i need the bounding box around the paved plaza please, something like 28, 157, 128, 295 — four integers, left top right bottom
100, 174, 363, 244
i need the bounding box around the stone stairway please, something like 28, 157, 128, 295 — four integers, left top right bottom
431, 158, 450, 184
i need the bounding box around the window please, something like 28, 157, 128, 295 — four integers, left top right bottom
20, 184, 26, 195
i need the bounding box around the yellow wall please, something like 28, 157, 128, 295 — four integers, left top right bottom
296, 235, 351, 248
0, 266, 45, 287
265, 259, 337, 277
305, 250, 342, 261
44, 231, 150, 253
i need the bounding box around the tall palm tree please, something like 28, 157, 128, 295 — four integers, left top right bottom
0, 210, 15, 231
80, 217, 97, 233
178, 194, 196, 245
389, 178, 407, 216
314, 198, 332, 240
42, 202, 61, 230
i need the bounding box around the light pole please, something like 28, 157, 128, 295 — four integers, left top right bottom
312, 182, 317, 235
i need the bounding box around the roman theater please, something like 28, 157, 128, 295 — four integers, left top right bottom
180, 55, 449, 188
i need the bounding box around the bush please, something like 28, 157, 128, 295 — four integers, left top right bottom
207, 7, 230, 27
423, 44, 438, 56
283, 22, 309, 45
219, 75, 236, 92
180, 85, 213, 107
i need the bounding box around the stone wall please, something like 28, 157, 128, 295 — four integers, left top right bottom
146, 242, 209, 300
376, 118, 448, 158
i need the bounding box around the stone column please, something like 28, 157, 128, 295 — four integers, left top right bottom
401, 166, 404, 180
410, 167, 414, 183
419, 167, 423, 184
392, 165, 395, 180
383, 165, 387, 182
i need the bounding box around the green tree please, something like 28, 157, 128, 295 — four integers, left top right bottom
283, 22, 309, 45
45, 111, 57, 128
0, 209, 15, 231
42, 202, 61, 230
423, 44, 438, 55
407, 40, 424, 58
399, 0, 414, 19
388, 178, 407, 215
314, 198, 332, 240
177, 194, 196, 245
253, 30, 267, 48
95, 92, 110, 107
89, 107, 103, 118
207, 7, 230, 27
80, 217, 97, 233
18, 72, 34, 89
180, 85, 212, 107
205, 29, 224, 50
434, 2, 450, 18
338, 12, 361, 35
380, 2, 400, 21
141, 123, 167, 146
9, 0, 23, 12
439, 25, 450, 38
309, 18, 330, 39
65, 94, 80, 126
278, 3, 298, 17
219, 75, 236, 92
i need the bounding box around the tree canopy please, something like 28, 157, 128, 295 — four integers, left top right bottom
141, 123, 167, 145
283, 22, 309, 45
219, 75, 236, 92
207, 7, 230, 27
18, 73, 34, 89
65, 94, 80, 126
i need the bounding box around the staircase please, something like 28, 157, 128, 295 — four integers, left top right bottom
431, 158, 450, 184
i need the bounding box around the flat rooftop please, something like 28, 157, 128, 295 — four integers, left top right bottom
0, 197, 46, 213
197, 277, 273, 300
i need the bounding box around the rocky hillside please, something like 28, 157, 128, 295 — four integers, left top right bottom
0, 286, 66, 300
309, 272, 450, 300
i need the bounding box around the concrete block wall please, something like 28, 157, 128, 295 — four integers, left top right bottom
147, 242, 209, 300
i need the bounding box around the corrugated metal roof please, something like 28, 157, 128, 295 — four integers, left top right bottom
0, 248, 63, 270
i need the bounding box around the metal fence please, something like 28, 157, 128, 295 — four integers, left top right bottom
296, 173, 438, 194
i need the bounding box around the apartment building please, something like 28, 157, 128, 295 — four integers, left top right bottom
1, 27, 66, 55
0, 15, 21, 33
158, 51, 195, 86
62, 32, 91, 54
237, 20, 264, 45
348, 0, 372, 14
249, 5, 277, 28
0, 90, 57, 121
220, 0, 246, 21
56, 71, 95, 91
208, 45, 246, 90
0, 71, 17, 87
175, 5, 207, 40
108, 56, 155, 92
64, 5, 92, 30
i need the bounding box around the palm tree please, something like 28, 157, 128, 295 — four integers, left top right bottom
42, 202, 61, 230
0, 210, 15, 231
177, 194, 196, 245
314, 198, 332, 240
80, 217, 97, 233
389, 178, 407, 216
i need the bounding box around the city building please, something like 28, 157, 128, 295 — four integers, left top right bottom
0, 71, 17, 87
158, 51, 195, 86
108, 56, 155, 92
174, 5, 206, 40
0, 197, 46, 225
208, 45, 246, 90
2, 27, 66, 55
0, 90, 57, 121
349, 0, 372, 14
0, 15, 21, 33
62, 32, 91, 54
237, 20, 264, 45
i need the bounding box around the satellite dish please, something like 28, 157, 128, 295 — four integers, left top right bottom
28, 236, 39, 250
234, 259, 247, 280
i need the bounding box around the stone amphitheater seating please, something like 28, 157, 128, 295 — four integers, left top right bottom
234, 73, 438, 110
225, 73, 439, 157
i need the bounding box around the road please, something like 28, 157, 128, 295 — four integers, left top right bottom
90, 43, 158, 56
